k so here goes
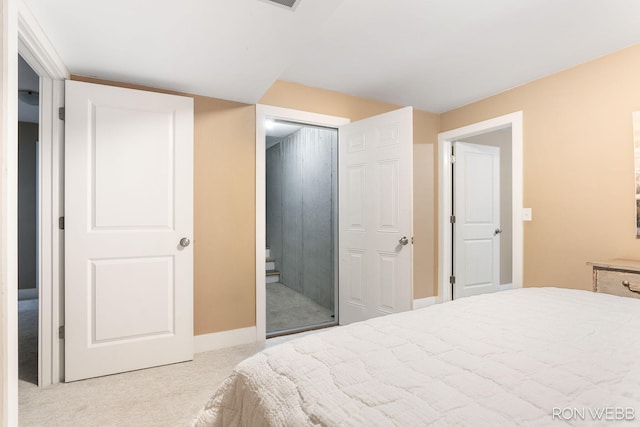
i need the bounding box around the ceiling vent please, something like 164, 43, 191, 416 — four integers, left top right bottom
261, 0, 301, 11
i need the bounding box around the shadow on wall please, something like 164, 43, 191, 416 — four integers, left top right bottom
18, 122, 38, 292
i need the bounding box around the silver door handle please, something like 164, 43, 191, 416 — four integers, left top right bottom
180, 238, 191, 247
494, 228, 502, 236
399, 236, 409, 246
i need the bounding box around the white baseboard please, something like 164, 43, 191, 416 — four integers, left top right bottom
194, 326, 258, 354
413, 296, 437, 310
18, 288, 38, 300
499, 283, 513, 291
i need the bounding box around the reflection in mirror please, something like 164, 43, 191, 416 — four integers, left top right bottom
633, 112, 640, 236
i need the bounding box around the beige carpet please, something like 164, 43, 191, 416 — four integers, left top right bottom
18, 297, 321, 427
19, 299, 38, 385
266, 282, 334, 334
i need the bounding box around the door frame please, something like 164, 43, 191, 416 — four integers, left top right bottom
19, 1, 68, 389
1, 0, 20, 422
2, 2, 67, 419
255, 105, 349, 340
437, 111, 523, 302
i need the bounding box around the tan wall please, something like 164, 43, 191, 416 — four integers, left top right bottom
413, 144, 435, 298
440, 44, 640, 291
71, 76, 256, 335
414, 110, 440, 298
260, 81, 440, 298
192, 98, 256, 335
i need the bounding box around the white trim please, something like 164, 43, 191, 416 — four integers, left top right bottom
14, 0, 67, 390
35, 76, 62, 387
255, 105, 349, 340
194, 327, 257, 354
499, 283, 513, 291
437, 111, 524, 303
37, 76, 52, 388
2, 0, 20, 424
38, 78, 65, 386
412, 296, 437, 310
50, 79, 64, 384
17, 1, 68, 80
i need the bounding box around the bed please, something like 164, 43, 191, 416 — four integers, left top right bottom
192, 288, 640, 426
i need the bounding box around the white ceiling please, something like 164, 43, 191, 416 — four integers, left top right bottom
23, 0, 640, 113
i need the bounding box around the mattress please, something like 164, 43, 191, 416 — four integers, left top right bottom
192, 288, 640, 426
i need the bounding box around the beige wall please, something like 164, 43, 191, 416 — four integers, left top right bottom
191, 97, 256, 335
413, 144, 435, 297
260, 81, 440, 298
71, 76, 256, 335
414, 109, 441, 298
440, 44, 640, 291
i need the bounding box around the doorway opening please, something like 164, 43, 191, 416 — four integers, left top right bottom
4, 7, 69, 421
255, 105, 350, 339
437, 111, 523, 303
264, 119, 338, 337
18, 54, 40, 386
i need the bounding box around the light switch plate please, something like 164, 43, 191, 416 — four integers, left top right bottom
522, 208, 532, 221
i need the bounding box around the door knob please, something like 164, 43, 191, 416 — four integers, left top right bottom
179, 238, 191, 247
494, 228, 502, 236
399, 236, 409, 246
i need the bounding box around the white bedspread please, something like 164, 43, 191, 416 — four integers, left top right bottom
192, 288, 640, 426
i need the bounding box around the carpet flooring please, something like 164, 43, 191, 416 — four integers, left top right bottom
266, 282, 335, 334
19, 299, 38, 385
17, 298, 322, 427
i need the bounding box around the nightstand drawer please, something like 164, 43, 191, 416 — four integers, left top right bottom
595, 269, 640, 299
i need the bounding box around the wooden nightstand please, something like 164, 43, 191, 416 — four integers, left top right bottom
587, 259, 640, 300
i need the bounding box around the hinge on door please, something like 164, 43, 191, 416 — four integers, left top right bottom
58, 325, 65, 339
450, 155, 456, 164
449, 275, 456, 285
58, 107, 65, 120
450, 215, 456, 224
411, 237, 414, 244
58, 216, 64, 230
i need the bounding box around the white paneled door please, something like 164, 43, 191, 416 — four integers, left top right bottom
453, 142, 500, 299
339, 107, 413, 324
64, 81, 194, 381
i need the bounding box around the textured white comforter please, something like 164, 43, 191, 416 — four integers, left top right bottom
192, 288, 640, 426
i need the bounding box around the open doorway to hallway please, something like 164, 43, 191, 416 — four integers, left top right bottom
18, 54, 40, 385
437, 111, 524, 303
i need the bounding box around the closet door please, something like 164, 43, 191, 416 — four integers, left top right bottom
453, 141, 500, 299
64, 80, 194, 381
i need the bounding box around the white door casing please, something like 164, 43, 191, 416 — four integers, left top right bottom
19, 0, 70, 387
437, 112, 523, 303
339, 107, 413, 324
453, 142, 500, 299
64, 80, 194, 381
